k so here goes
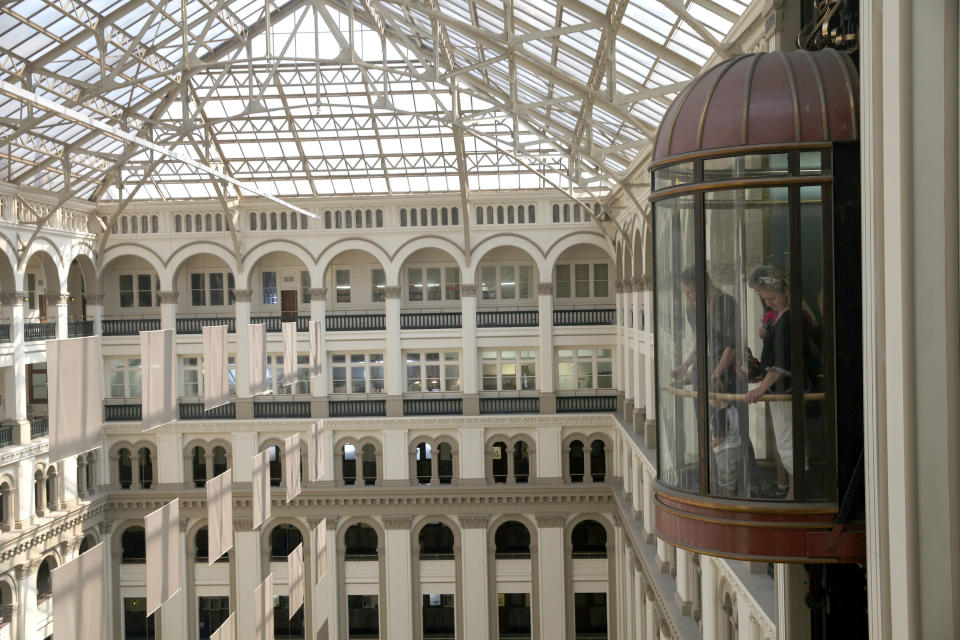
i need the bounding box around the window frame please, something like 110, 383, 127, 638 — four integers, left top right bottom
107, 358, 142, 398
406, 264, 461, 303
554, 262, 611, 299
404, 351, 461, 393
479, 349, 538, 392
478, 263, 535, 301
556, 348, 614, 390
329, 352, 386, 395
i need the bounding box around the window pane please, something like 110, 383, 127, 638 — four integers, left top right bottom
500, 363, 517, 390
520, 364, 536, 390
577, 361, 593, 389
500, 266, 515, 300
120, 275, 134, 308
593, 264, 608, 297
575, 264, 590, 297
444, 365, 460, 391
426, 268, 441, 301
556, 265, 571, 298
557, 362, 575, 390
445, 268, 460, 300
209, 273, 224, 306
408, 268, 423, 301
482, 363, 498, 390
481, 267, 497, 299
518, 266, 532, 299
372, 269, 386, 302
137, 275, 153, 307
336, 270, 351, 303
192, 273, 206, 306
263, 272, 277, 305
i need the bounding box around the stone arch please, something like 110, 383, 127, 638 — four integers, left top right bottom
166, 241, 239, 290
334, 436, 381, 486
390, 237, 468, 278
0, 473, 16, 530
544, 231, 616, 272
316, 239, 391, 283
20, 238, 64, 276
338, 517, 384, 557
0, 233, 20, 290
411, 514, 461, 557
0, 572, 18, 613
631, 227, 643, 280
21, 243, 63, 300
240, 242, 319, 291
99, 244, 166, 284
263, 518, 308, 568
467, 234, 547, 283
565, 514, 614, 556
492, 518, 533, 559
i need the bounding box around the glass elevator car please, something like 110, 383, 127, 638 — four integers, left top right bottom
649, 48, 865, 563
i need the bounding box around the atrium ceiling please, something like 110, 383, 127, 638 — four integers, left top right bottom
0, 0, 756, 208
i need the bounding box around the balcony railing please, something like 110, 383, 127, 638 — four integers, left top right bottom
553, 308, 616, 326
253, 400, 311, 418
68, 320, 94, 337
102, 319, 161, 336
179, 402, 236, 420
24, 322, 55, 342
249, 315, 311, 332
0, 423, 13, 448
479, 397, 540, 414
326, 314, 385, 331
176, 317, 235, 334
0, 324, 9, 343
400, 312, 461, 330
329, 399, 386, 417
556, 395, 618, 413
403, 398, 462, 416
29, 416, 48, 439
104, 403, 143, 421
476, 310, 538, 327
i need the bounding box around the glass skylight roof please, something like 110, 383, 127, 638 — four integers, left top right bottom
0, 0, 752, 203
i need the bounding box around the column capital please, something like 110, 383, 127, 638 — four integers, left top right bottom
233, 288, 253, 302
0, 292, 26, 305
86, 293, 105, 305
637, 276, 653, 291
537, 282, 554, 295
384, 286, 402, 299
382, 515, 413, 530
233, 518, 253, 532
460, 284, 477, 297
457, 514, 490, 529
534, 514, 567, 528
179, 517, 190, 533
615, 280, 626, 294
56, 293, 70, 306
98, 520, 114, 535
308, 287, 327, 300
158, 291, 179, 304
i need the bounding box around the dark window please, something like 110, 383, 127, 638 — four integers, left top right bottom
274, 595, 305, 638
418, 523, 454, 559
347, 595, 379, 638
269, 524, 303, 560
36, 558, 54, 601
571, 521, 607, 558
195, 527, 229, 563
344, 524, 378, 560
498, 593, 531, 638
495, 521, 531, 559
122, 526, 147, 563
590, 441, 606, 482
422, 594, 455, 639
492, 442, 508, 483
123, 597, 156, 639
569, 441, 585, 482
198, 596, 230, 639
574, 593, 608, 638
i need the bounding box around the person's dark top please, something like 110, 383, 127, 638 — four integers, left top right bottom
760, 308, 816, 393
685, 291, 739, 392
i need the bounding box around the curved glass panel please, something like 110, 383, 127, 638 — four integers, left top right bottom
655, 194, 699, 492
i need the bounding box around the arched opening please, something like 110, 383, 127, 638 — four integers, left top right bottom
721, 592, 738, 640
474, 246, 538, 310
22, 249, 61, 324
211, 445, 228, 477
79, 534, 96, 554
266, 444, 282, 487
44, 467, 57, 512
33, 470, 44, 515
360, 444, 377, 486
513, 441, 530, 483
99, 255, 160, 324
0, 579, 15, 626
137, 447, 153, 489
398, 247, 462, 311
436, 442, 453, 484
192, 446, 207, 487
415, 442, 432, 485
85, 452, 96, 496
590, 440, 606, 482
491, 442, 508, 483
418, 522, 454, 560
117, 448, 133, 489
269, 524, 302, 560
342, 443, 358, 486
66, 255, 97, 325
344, 523, 378, 560
569, 440, 585, 482
121, 526, 147, 563
571, 520, 607, 559
195, 527, 230, 563
0, 481, 11, 529
36, 556, 55, 602
550, 242, 614, 306
494, 521, 531, 559
246, 249, 311, 324
172, 251, 236, 315
323, 248, 389, 311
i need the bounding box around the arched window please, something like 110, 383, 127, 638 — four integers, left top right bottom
571, 520, 607, 558
137, 447, 153, 489
451, 207, 459, 225
436, 443, 453, 484
260, 212, 267, 230
342, 443, 357, 486
122, 526, 147, 563
722, 592, 738, 640
212, 446, 228, 477
195, 214, 202, 231
361, 444, 377, 486
121, 217, 128, 233
204, 214, 212, 231
269, 524, 303, 560
45, 468, 57, 511
301, 214, 308, 229
569, 441, 585, 483
513, 442, 530, 483
37, 557, 55, 602
441, 207, 448, 225
175, 215, 183, 232
400, 208, 408, 227
151, 215, 159, 232
507, 206, 515, 224
491, 442, 508, 483
497, 206, 504, 224
431, 207, 438, 226
364, 210, 372, 227
344, 524, 378, 560
291, 213, 298, 229
250, 213, 258, 230
418, 523, 454, 559
415, 443, 432, 485
0, 481, 10, 528
486, 206, 494, 224
34, 470, 44, 515
495, 521, 530, 559
118, 448, 133, 489
280, 211, 287, 230
85, 452, 96, 495
131, 216, 138, 233
195, 527, 229, 563
185, 215, 192, 232
141, 215, 148, 233
192, 446, 207, 487
267, 444, 282, 487
476, 206, 483, 225
324, 211, 332, 229
79, 534, 95, 554
215, 214, 223, 231
270, 212, 277, 230
590, 441, 606, 482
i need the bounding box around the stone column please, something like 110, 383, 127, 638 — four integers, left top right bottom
233, 520, 260, 640
460, 284, 479, 415
87, 293, 104, 335
458, 515, 490, 640
641, 277, 656, 440
632, 279, 644, 425
382, 516, 414, 637
458, 427, 485, 486
537, 283, 555, 413
384, 286, 403, 417
161, 518, 189, 640
17, 559, 42, 640
775, 563, 811, 640
158, 290, 178, 331
309, 288, 329, 418
60, 456, 77, 507
700, 557, 719, 638
4, 293, 27, 424
631, 455, 642, 517
623, 282, 635, 424
615, 280, 627, 414
55, 293, 69, 339
34, 474, 46, 517
675, 548, 692, 615
156, 432, 183, 489
644, 586, 658, 640
309, 517, 338, 640
535, 514, 566, 640
633, 559, 645, 640
234, 289, 253, 419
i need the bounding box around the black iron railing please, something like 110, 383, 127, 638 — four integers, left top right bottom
67, 320, 94, 337
476, 310, 538, 327
403, 398, 462, 416
0, 325, 10, 343
556, 395, 618, 413
253, 400, 311, 418
479, 397, 540, 414
102, 319, 161, 336
249, 316, 311, 332
176, 317, 235, 334
179, 402, 236, 420
24, 322, 55, 342
552, 308, 616, 326
29, 416, 48, 439
326, 314, 386, 331
400, 312, 461, 329
0, 423, 13, 448
328, 399, 386, 417
104, 404, 142, 421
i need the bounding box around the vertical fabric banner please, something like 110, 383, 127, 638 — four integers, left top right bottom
211, 612, 236, 640
255, 574, 274, 640
308, 319, 323, 378
52, 541, 106, 639
145, 498, 182, 615
287, 543, 304, 618
282, 321, 298, 383
248, 322, 268, 396
47, 336, 102, 462
202, 324, 230, 410
315, 519, 328, 581
207, 469, 233, 563
284, 434, 301, 502
140, 329, 177, 430
252, 450, 271, 530
310, 421, 325, 482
